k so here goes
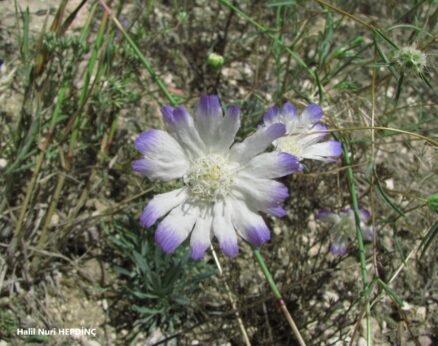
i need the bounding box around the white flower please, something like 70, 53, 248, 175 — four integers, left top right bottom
132, 96, 301, 259
263, 102, 342, 163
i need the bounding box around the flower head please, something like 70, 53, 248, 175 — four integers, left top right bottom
316, 207, 372, 256
133, 96, 302, 259
263, 102, 342, 163
394, 46, 427, 74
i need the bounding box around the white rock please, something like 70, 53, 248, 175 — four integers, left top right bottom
0, 158, 7, 168
358, 337, 367, 346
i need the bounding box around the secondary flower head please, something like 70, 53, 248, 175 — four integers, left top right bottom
263, 102, 342, 164
316, 207, 372, 256
394, 46, 427, 74
132, 96, 302, 259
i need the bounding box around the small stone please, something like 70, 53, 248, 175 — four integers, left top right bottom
418, 336, 432, 346
358, 337, 367, 346
83, 341, 101, 346
415, 306, 426, 320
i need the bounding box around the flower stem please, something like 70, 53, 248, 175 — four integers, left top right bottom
252, 247, 306, 346
211, 246, 252, 346
341, 141, 372, 345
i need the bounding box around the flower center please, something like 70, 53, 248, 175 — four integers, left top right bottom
276, 135, 303, 158
335, 213, 355, 236
184, 154, 235, 202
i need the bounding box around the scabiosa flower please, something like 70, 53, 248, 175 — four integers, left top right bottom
394, 46, 427, 74
316, 207, 372, 256
263, 102, 342, 164
132, 96, 302, 259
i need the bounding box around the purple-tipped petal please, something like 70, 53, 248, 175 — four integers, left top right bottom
163, 105, 206, 157
277, 152, 303, 175
273, 183, 289, 203
282, 102, 297, 118
140, 204, 159, 228
154, 204, 198, 254
229, 198, 273, 248
155, 224, 185, 254
230, 123, 286, 163
263, 106, 280, 124
214, 105, 241, 152
246, 225, 271, 247
359, 208, 371, 222
244, 151, 302, 179
139, 188, 188, 228
227, 105, 240, 119
196, 95, 222, 118
301, 140, 342, 161
302, 104, 324, 123
132, 159, 151, 175
173, 106, 191, 123
132, 156, 188, 181
191, 243, 209, 260
193, 95, 225, 149
233, 176, 289, 213
132, 130, 189, 179
298, 123, 329, 144
330, 242, 347, 256
266, 122, 287, 139
327, 140, 343, 156
161, 105, 175, 124
220, 240, 239, 257
338, 244, 347, 256
134, 130, 158, 154
316, 208, 337, 223
212, 202, 239, 257
190, 211, 213, 260
266, 206, 287, 218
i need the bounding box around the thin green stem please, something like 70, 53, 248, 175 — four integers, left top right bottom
341, 141, 372, 345
252, 247, 306, 346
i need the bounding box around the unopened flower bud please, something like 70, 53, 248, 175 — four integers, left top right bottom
207, 53, 224, 69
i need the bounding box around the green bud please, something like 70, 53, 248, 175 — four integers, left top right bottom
427, 194, 438, 213
207, 53, 224, 69
177, 11, 188, 24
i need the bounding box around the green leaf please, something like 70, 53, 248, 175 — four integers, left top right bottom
114, 266, 134, 278
266, 0, 295, 7
373, 28, 400, 50
427, 194, 438, 213
395, 72, 404, 104
132, 305, 163, 315
172, 295, 191, 306
377, 279, 404, 308
318, 12, 333, 67
418, 221, 438, 258
375, 179, 405, 216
